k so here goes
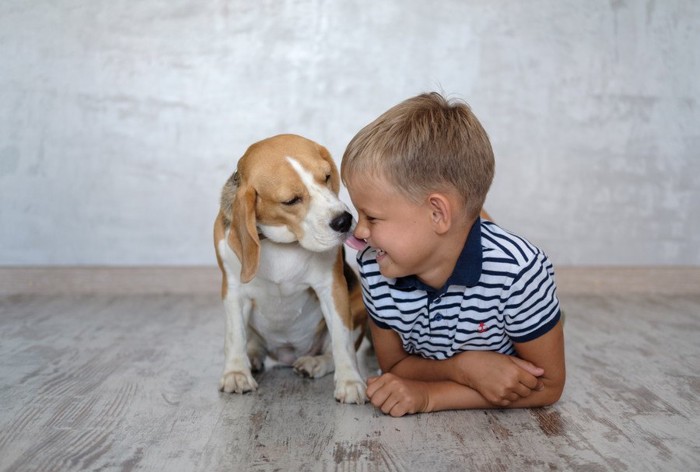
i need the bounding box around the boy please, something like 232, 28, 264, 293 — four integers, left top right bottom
341, 92, 565, 417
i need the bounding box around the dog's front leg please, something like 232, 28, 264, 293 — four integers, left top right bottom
219, 292, 258, 394
314, 285, 367, 404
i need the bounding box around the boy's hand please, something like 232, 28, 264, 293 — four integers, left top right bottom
366, 373, 430, 417
452, 351, 544, 406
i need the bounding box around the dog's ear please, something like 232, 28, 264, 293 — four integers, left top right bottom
227, 183, 260, 283
317, 144, 340, 194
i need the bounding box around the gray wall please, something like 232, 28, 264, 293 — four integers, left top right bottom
1, 0, 698, 267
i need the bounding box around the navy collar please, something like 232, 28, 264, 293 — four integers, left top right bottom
395, 217, 483, 295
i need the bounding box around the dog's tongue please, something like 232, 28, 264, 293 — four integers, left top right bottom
344, 235, 367, 251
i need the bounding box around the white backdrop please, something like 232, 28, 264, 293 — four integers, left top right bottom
1, 0, 698, 266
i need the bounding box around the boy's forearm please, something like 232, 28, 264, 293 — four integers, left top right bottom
423, 380, 561, 412
388, 353, 469, 385
388, 354, 564, 409
422, 381, 493, 412
387, 350, 533, 387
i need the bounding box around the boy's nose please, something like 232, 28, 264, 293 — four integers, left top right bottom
353, 220, 370, 240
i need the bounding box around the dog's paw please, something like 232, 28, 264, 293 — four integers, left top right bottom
334, 379, 368, 404
293, 355, 334, 379
219, 370, 258, 394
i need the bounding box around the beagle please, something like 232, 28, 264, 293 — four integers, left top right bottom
213, 134, 367, 404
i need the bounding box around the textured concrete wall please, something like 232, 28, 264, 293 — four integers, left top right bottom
1, 0, 698, 266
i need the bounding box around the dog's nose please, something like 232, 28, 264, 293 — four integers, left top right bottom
329, 212, 353, 233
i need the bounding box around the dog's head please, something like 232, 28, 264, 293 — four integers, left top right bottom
221, 134, 353, 282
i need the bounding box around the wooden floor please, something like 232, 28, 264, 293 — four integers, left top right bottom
1, 269, 699, 471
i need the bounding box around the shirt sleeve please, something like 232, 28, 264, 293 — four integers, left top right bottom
503, 251, 561, 343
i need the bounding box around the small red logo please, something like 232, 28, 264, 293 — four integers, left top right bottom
478, 322, 487, 333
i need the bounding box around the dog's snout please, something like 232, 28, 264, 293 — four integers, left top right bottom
329, 212, 353, 233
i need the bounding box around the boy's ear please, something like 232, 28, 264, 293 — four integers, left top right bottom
427, 193, 452, 235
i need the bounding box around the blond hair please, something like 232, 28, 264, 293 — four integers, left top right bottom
341, 92, 495, 220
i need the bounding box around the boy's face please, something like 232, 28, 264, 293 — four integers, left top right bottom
346, 174, 441, 282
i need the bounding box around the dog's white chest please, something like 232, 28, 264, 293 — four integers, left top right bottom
254, 240, 335, 285
219, 238, 335, 359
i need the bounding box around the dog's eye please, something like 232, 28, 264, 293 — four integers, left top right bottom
325, 174, 331, 183
282, 196, 302, 206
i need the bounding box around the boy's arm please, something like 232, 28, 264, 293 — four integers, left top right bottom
366, 374, 495, 416
433, 320, 565, 407
410, 320, 566, 411
366, 321, 497, 414
369, 319, 564, 407
508, 319, 566, 406
370, 320, 544, 398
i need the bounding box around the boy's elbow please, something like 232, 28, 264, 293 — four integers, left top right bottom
542, 387, 563, 406
529, 370, 565, 407
541, 376, 565, 406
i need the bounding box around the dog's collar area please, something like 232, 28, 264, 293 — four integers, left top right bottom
255, 231, 301, 247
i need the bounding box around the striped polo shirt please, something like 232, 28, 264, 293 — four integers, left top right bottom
357, 218, 561, 360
